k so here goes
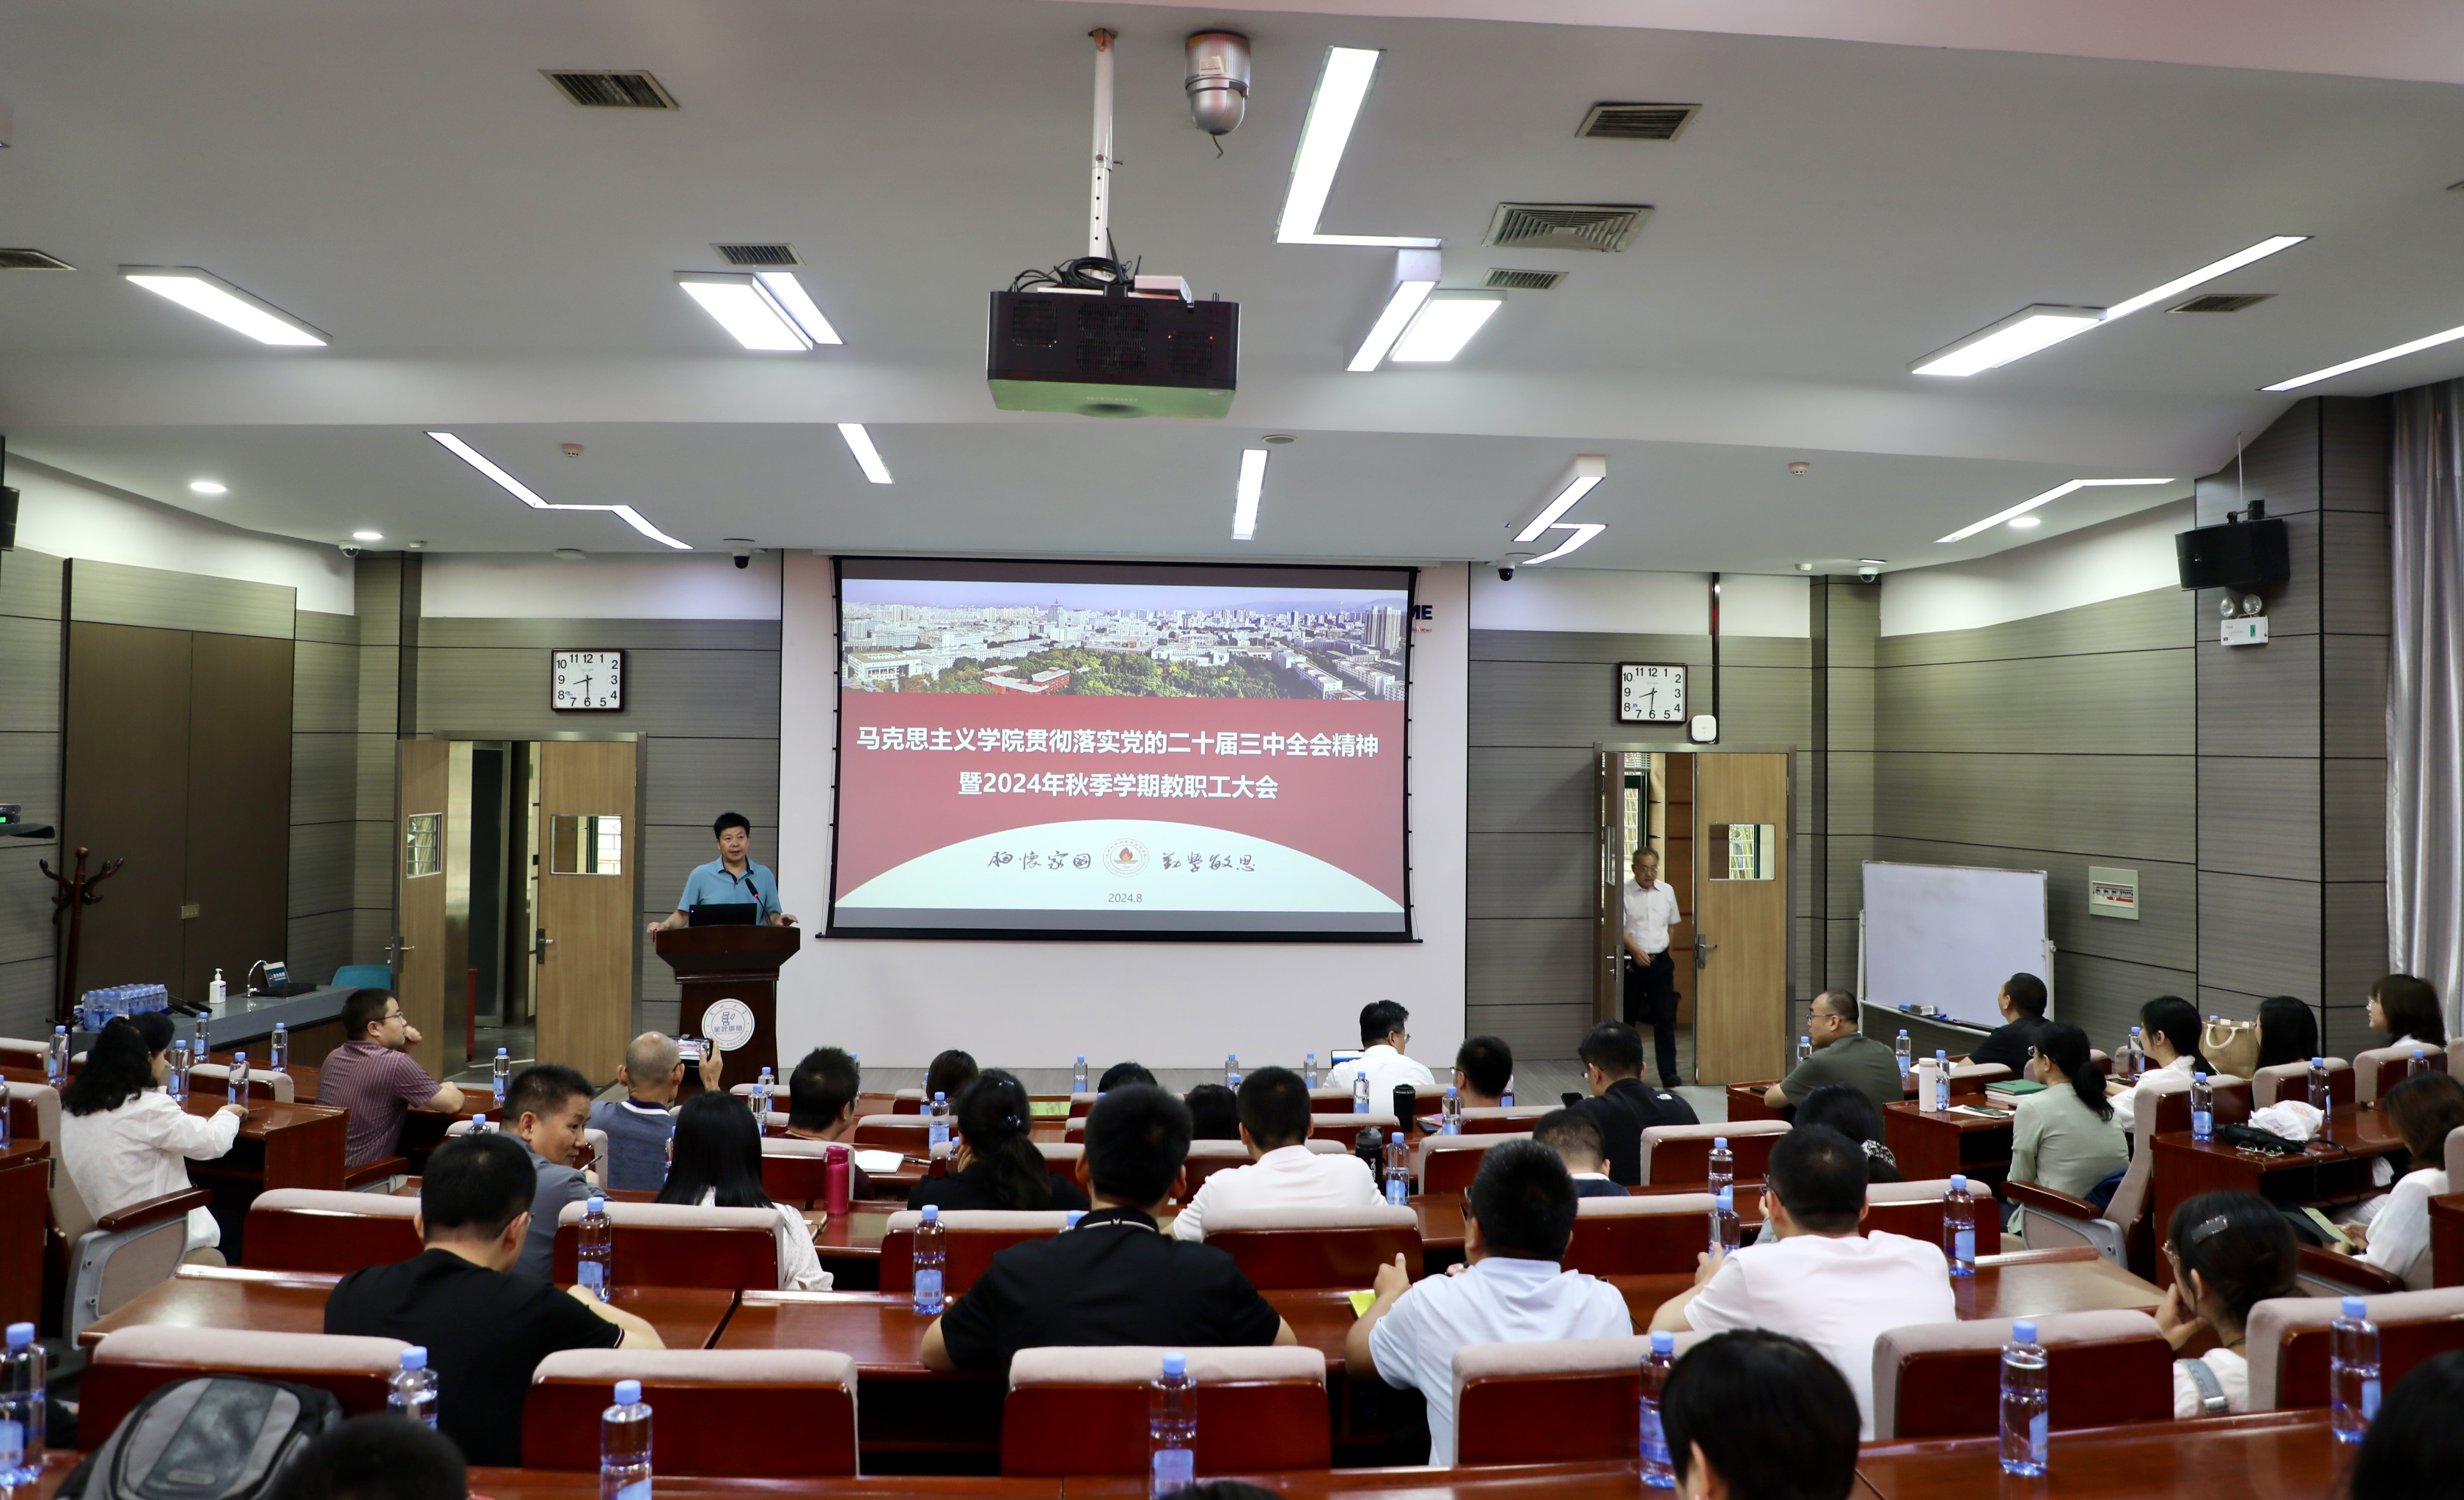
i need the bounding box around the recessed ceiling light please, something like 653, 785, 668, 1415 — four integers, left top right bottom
1231, 450, 1268, 541
121, 266, 327, 346
1349, 249, 1440, 372
2102, 236, 2308, 320
1935, 478, 2174, 544
1392, 291, 1504, 362
837, 424, 892, 484
1795, 561, 1815, 571
1523, 522, 1605, 566
1277, 48, 1439, 249
2262, 320, 2464, 392
1511, 456, 1607, 544
2008, 516, 2042, 530
1858, 559, 1888, 567
675, 271, 813, 351
427, 431, 689, 549
755, 271, 841, 345
351, 530, 383, 542
188, 480, 227, 495
1910, 236, 2307, 377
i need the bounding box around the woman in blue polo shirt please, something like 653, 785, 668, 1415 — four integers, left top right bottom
646, 811, 799, 936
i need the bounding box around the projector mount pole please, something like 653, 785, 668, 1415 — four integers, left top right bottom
1088, 29, 1116, 265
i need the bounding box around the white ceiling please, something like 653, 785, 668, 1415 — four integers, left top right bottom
3, 0, 2460, 571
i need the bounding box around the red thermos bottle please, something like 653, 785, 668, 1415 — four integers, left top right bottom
824, 1144, 851, 1217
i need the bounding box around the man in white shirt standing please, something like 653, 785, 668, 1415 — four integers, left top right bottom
1348, 1138, 1632, 1463
1324, 1001, 1436, 1112
1650, 1126, 1954, 1438
1621, 847, 1684, 1088
1173, 1067, 1384, 1240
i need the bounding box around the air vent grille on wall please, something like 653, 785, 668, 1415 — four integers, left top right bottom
1485, 203, 1650, 253
714, 243, 798, 266
0, 249, 73, 270
543, 71, 678, 109
1483, 268, 1566, 290
2169, 293, 2274, 313
1576, 103, 1699, 141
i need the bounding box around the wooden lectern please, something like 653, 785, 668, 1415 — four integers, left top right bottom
652, 926, 802, 1085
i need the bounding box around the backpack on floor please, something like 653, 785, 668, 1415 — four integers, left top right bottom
59, 1376, 342, 1500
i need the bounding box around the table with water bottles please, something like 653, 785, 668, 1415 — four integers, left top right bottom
2148, 1103, 2408, 1291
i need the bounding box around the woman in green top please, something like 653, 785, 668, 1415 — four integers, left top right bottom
2009, 1022, 2131, 1201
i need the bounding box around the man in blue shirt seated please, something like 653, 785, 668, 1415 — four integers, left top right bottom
646, 811, 797, 937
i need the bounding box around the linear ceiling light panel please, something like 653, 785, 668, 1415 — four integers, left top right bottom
757, 271, 842, 345
1231, 449, 1268, 540
2103, 235, 2307, 319
1391, 290, 1504, 362
676, 271, 812, 351
1512, 455, 1607, 543
838, 423, 892, 484
121, 267, 326, 345
2263, 321, 2464, 392
1935, 476, 2176, 544
427, 431, 691, 549
1523, 522, 1605, 565
1349, 249, 1440, 372
1277, 48, 1438, 248
1911, 304, 2102, 377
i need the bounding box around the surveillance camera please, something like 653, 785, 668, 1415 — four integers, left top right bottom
1497, 565, 1516, 582
339, 543, 363, 560
732, 548, 753, 571
1855, 564, 1880, 582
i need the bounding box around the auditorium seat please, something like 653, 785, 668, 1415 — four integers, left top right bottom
2293, 1243, 2413, 1298
2248, 1287, 2464, 1410
1201, 1204, 1420, 1289
83, 1326, 410, 1444
245, 1188, 422, 1272
2251, 1058, 2354, 1107
0, 1036, 51, 1072
1864, 1178, 1957, 1243
1035, 1140, 1087, 1190
1308, 1111, 1400, 1146
1451, 1333, 1708, 1466
854, 1113, 936, 1149
1458, 1105, 1554, 1135
1870, 1311, 2173, 1439
441, 1117, 606, 1171
8, 1079, 202, 1342
1638, 1120, 1789, 1187
551, 1200, 782, 1289
1308, 1088, 1357, 1111
1421, 1133, 1530, 1195
1946, 1061, 2013, 1091
2355, 1043, 2448, 1104
1001, 1345, 1328, 1476
188, 1061, 296, 1102
758, 1137, 836, 1208
1178, 1139, 1350, 1195
524, 1349, 858, 1475
1559, 1193, 1716, 1276
891, 1087, 927, 1115
879, 1208, 1073, 1294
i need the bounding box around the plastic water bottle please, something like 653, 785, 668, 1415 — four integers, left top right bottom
752, 1066, 774, 1119
1383, 1132, 1411, 1205
576, 1195, 612, 1301
194, 1014, 210, 1062
601, 1380, 652, 1500
1709, 1186, 1740, 1256
2124, 1027, 2144, 1079
1225, 1053, 1239, 1088
928, 1092, 952, 1158
2410, 1048, 2429, 1078
1894, 1029, 1912, 1078
1303, 1053, 1318, 1087
387, 1346, 438, 1427
1797, 1035, 1813, 1065
1945, 1174, 1976, 1276
1706, 1137, 1734, 1199
1934, 1050, 1951, 1111
228, 1051, 249, 1108
1148, 1351, 1195, 1497
469, 1114, 488, 1134
0, 1079, 8, 1152
45, 1027, 67, 1088
2310, 1056, 2333, 1139
0, 1321, 45, 1485
1440, 1086, 1462, 1135
2331, 1297, 2380, 1443
912, 1204, 947, 1313
493, 1047, 510, 1108
1638, 1329, 1676, 1488
1501, 1090, 1514, 1108
1352, 1074, 1370, 1114
168, 1041, 190, 1103
2190, 1072, 2213, 1142
1074, 1055, 1089, 1093
1998, 1320, 2048, 1477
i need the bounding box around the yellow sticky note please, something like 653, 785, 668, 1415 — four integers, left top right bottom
1348, 1290, 1375, 1317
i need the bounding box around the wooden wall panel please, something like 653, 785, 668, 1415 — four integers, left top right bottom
185, 632, 293, 1002
62, 621, 193, 994
1875, 653, 2193, 753
1467, 747, 1594, 833
68, 560, 292, 638
1872, 753, 2193, 858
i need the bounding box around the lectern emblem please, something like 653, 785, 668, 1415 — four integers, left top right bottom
704, 998, 756, 1052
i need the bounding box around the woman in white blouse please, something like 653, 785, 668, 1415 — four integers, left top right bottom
58, 1012, 247, 1258
2366, 974, 2447, 1058
2107, 996, 2210, 1114
655, 1089, 829, 1291
2331, 1072, 2464, 1287
2157, 1191, 2300, 1417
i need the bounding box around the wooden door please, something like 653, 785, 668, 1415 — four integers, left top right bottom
184, 633, 292, 1003
62, 623, 192, 997
395, 741, 450, 1078
1691, 753, 1790, 1083
535, 741, 638, 1081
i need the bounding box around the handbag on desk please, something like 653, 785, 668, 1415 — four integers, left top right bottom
2202, 1016, 2260, 1078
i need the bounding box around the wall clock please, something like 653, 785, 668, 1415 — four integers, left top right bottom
1617, 662, 1686, 723
552, 649, 625, 712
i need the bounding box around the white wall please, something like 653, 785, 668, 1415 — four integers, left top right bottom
8, 456, 355, 613
1880, 501, 2191, 635
421, 552, 783, 619
1470, 566, 1808, 636
774, 555, 1470, 1072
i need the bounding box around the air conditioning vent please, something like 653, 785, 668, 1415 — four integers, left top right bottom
714, 243, 797, 267
1485, 203, 1651, 253
2168, 293, 2273, 314
1576, 103, 1699, 141
543, 70, 678, 109
0, 249, 73, 270
1483, 268, 1566, 290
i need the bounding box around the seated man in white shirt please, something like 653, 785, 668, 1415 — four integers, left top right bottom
1324, 1000, 1437, 1111
1346, 1138, 1633, 1464
1650, 1125, 1954, 1439
1173, 1067, 1383, 1240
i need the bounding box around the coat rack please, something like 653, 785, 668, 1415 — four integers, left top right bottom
41, 846, 122, 1026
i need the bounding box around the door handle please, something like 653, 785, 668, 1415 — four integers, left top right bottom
534, 927, 554, 962
1695, 937, 1715, 971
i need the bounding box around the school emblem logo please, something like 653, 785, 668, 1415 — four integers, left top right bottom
1104, 838, 1149, 877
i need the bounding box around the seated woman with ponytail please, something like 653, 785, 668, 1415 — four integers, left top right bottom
2108, 995, 2210, 1111
2007, 1022, 2130, 1208
908, 1069, 1090, 1214
2158, 1190, 2300, 1416
58, 1011, 248, 1260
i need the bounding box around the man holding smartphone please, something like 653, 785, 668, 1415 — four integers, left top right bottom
587, 1031, 724, 1192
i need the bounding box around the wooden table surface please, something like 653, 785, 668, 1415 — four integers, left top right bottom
2148, 1104, 2410, 1287
1882, 1101, 2014, 1183
0, 1138, 49, 1328
76, 1265, 740, 1351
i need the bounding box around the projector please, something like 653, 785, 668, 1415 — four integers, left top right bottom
987, 282, 1238, 419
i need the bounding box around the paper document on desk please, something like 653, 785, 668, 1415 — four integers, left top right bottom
856, 1150, 905, 1174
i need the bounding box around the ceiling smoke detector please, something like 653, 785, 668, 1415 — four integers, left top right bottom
1485, 203, 1651, 253
714, 243, 799, 267
543, 71, 678, 109
1575, 103, 1701, 141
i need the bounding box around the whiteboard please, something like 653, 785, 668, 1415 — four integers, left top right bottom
1860, 862, 2051, 1031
